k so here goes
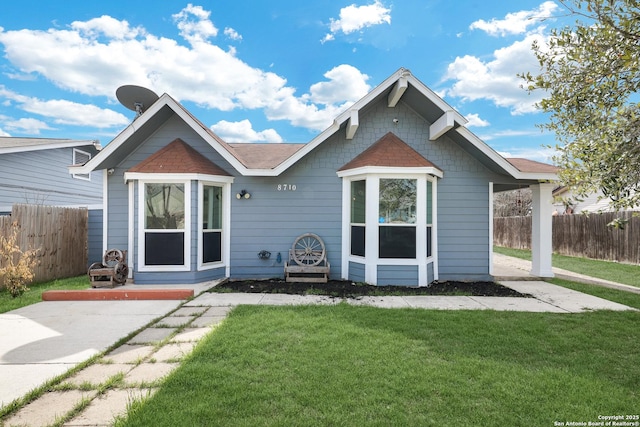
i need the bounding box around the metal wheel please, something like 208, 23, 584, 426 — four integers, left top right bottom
291, 233, 326, 266
87, 262, 103, 279
113, 262, 129, 284
103, 249, 125, 267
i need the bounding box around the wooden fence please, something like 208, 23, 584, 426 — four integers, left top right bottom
494, 211, 640, 264
0, 204, 88, 284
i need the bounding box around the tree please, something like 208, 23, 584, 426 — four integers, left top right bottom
493, 188, 533, 217
522, 0, 640, 211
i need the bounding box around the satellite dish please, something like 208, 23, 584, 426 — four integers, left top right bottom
116, 85, 159, 118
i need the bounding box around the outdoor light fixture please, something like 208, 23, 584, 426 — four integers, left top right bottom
236, 189, 251, 199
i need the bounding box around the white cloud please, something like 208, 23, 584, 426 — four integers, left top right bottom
0, 5, 372, 134
172, 4, 218, 43
497, 146, 557, 163
267, 64, 370, 130
0, 127, 10, 136
464, 113, 490, 128
71, 15, 145, 39
323, 1, 391, 42
211, 119, 283, 143
4, 117, 53, 134
224, 27, 242, 41
469, 1, 558, 36
443, 33, 547, 115
0, 86, 129, 128
306, 65, 370, 105
479, 129, 543, 141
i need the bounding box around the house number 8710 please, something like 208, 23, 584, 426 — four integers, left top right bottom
277, 184, 297, 191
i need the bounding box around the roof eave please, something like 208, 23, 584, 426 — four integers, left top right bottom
2, 139, 100, 155
337, 165, 444, 179
454, 127, 557, 182
67, 94, 252, 176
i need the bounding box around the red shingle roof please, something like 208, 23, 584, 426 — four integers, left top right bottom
228, 143, 305, 169
128, 138, 231, 176
506, 158, 558, 174
338, 132, 441, 171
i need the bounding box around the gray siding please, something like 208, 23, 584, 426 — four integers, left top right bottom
377, 265, 419, 286
0, 146, 102, 211
348, 261, 365, 282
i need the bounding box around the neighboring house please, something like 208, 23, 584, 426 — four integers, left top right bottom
71, 68, 558, 286
0, 137, 104, 264
553, 186, 638, 214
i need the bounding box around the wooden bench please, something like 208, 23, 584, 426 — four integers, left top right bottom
284, 233, 330, 283
88, 249, 129, 288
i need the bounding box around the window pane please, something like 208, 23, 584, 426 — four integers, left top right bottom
203, 185, 222, 230
145, 183, 185, 229
203, 231, 222, 263
350, 180, 366, 223
426, 226, 432, 258
145, 232, 184, 265
379, 179, 416, 224
351, 225, 365, 257
379, 226, 416, 259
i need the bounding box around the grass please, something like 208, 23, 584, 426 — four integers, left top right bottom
494, 246, 640, 287
120, 304, 640, 427
0, 275, 89, 314
549, 278, 640, 310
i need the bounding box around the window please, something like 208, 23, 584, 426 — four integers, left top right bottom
143, 182, 187, 267
379, 179, 417, 258
350, 180, 366, 257
72, 149, 91, 180
202, 185, 222, 264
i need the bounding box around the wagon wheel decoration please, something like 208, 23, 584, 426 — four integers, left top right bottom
103, 249, 125, 267
112, 262, 129, 284
291, 233, 326, 266
87, 262, 104, 280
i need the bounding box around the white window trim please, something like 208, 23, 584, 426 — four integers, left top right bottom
137, 178, 191, 272
72, 148, 91, 181
197, 181, 231, 273
339, 170, 438, 286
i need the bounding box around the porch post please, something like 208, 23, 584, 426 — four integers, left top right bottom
530, 183, 554, 277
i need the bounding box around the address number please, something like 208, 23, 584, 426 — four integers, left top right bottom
277, 184, 297, 191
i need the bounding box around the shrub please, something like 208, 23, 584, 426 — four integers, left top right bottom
0, 222, 39, 297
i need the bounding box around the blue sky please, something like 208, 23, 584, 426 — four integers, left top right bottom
0, 1, 568, 162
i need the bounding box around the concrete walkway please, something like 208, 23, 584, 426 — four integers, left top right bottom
493, 253, 640, 294
1, 267, 637, 425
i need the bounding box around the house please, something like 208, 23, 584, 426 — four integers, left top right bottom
0, 137, 104, 264
70, 68, 558, 286
553, 186, 638, 214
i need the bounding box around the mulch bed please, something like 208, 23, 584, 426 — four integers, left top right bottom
210, 279, 530, 298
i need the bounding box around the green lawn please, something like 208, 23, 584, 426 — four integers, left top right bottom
0, 276, 89, 314
494, 246, 640, 288
120, 303, 640, 427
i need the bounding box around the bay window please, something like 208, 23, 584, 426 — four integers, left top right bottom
341, 172, 438, 286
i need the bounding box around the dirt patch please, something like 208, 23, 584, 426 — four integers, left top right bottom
210, 279, 530, 298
